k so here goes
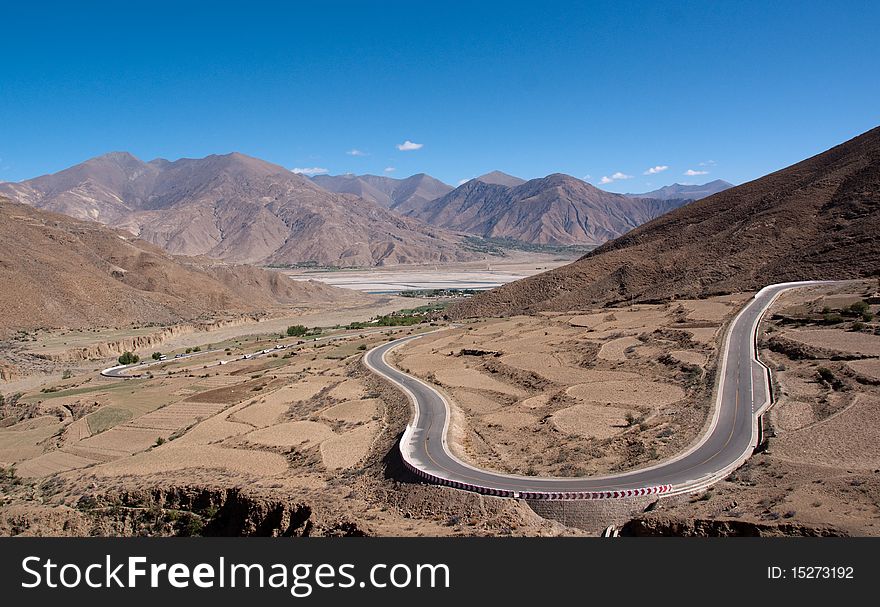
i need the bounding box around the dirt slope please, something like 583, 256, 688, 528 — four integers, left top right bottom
0, 198, 354, 333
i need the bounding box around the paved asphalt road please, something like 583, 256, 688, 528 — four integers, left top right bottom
365, 281, 836, 496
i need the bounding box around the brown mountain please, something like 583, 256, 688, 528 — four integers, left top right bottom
311, 172, 453, 213
0, 197, 354, 334
474, 171, 526, 187
452, 126, 880, 318
0, 153, 476, 267
404, 173, 691, 246
626, 180, 733, 201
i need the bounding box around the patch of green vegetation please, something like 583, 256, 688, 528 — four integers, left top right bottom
462, 235, 594, 256
86, 406, 135, 434
118, 351, 139, 365
399, 288, 477, 298
822, 312, 844, 324
287, 324, 308, 337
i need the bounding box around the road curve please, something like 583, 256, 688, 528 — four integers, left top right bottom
364, 281, 839, 500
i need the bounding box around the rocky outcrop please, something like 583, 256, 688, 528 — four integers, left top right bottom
767, 335, 867, 361
621, 515, 846, 537
72, 485, 366, 537
31, 315, 265, 363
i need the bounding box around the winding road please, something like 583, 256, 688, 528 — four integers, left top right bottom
365, 281, 836, 500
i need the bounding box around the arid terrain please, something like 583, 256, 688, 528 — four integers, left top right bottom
0, 315, 577, 537
624, 281, 880, 535
2, 277, 879, 536
393, 294, 748, 477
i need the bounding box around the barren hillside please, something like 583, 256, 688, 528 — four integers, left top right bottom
0, 198, 354, 334
406, 173, 690, 245
0, 153, 476, 267
453, 126, 880, 317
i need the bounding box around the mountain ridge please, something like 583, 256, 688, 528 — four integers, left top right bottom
451, 126, 880, 317
626, 179, 733, 201
0, 153, 476, 267
403, 172, 691, 246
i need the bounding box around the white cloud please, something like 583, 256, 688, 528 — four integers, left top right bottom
384, 166, 396, 173
699, 159, 717, 166
291, 167, 329, 176
599, 171, 634, 185
396, 140, 423, 151
684, 169, 709, 176
346, 149, 367, 156
582, 174, 592, 180
643, 165, 669, 175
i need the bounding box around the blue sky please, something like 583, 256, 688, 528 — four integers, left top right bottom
1, 1, 878, 193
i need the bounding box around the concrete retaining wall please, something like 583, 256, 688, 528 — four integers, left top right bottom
526, 497, 655, 532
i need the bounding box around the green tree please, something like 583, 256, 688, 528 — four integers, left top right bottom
118, 351, 139, 365
287, 325, 308, 337
152, 352, 163, 360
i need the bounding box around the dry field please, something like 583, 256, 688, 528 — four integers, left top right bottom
629, 281, 880, 536
0, 320, 572, 537
394, 294, 750, 477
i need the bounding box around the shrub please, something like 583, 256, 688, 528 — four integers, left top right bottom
152, 352, 162, 360
287, 325, 308, 337
822, 312, 844, 324
155, 437, 165, 446
357, 344, 367, 351
62, 369, 72, 380
185, 348, 192, 354
118, 351, 139, 365
817, 367, 835, 383
849, 301, 869, 315
851, 321, 865, 332
193, 346, 201, 352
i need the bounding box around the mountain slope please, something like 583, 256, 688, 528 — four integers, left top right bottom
0, 154, 474, 267
452, 127, 880, 317
474, 171, 526, 187
626, 180, 733, 201
0, 198, 354, 333
311, 173, 453, 213
405, 173, 690, 246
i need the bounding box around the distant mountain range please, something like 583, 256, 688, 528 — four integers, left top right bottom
452, 126, 880, 317
625, 180, 733, 201
311, 172, 453, 214
400, 173, 692, 246
0, 153, 475, 267
0, 197, 352, 333
1, 152, 730, 265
